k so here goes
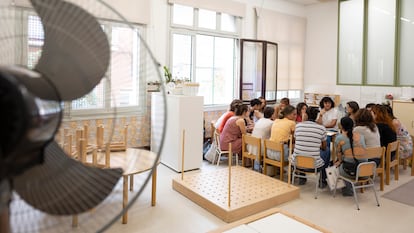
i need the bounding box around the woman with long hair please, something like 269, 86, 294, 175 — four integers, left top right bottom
371, 104, 397, 160
353, 108, 381, 148
384, 105, 413, 159
334, 117, 367, 196
295, 102, 308, 123
220, 103, 249, 155
346, 101, 360, 122
215, 99, 243, 133
273, 97, 290, 120
258, 96, 267, 113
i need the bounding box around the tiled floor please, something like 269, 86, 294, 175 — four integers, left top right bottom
106, 161, 414, 233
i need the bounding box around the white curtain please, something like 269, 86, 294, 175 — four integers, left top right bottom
256, 8, 306, 90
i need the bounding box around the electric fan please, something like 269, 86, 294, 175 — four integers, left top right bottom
0, 0, 166, 232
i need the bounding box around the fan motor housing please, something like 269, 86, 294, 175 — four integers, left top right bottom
0, 66, 62, 179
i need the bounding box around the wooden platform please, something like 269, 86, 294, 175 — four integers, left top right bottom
172, 166, 300, 223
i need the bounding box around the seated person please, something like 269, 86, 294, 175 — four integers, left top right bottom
296, 102, 308, 123
267, 105, 297, 162
215, 99, 243, 133
273, 97, 290, 120
353, 108, 380, 148
334, 117, 367, 196
371, 104, 397, 161
258, 96, 267, 113
220, 104, 249, 156
384, 104, 413, 160
248, 107, 275, 169
346, 101, 359, 123
317, 96, 338, 130
316, 96, 338, 165
249, 98, 263, 123
291, 107, 328, 187
365, 103, 376, 111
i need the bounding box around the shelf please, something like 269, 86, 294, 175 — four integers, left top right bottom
304, 93, 340, 107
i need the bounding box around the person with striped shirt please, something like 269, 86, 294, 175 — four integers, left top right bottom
292, 106, 328, 188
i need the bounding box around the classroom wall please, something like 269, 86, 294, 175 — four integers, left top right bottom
9, 0, 414, 148
304, 1, 413, 107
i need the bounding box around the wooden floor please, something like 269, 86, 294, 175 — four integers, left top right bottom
172, 166, 300, 223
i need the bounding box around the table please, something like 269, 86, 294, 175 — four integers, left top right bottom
110, 148, 159, 224
207, 207, 330, 233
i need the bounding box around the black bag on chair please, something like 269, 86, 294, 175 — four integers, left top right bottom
342, 159, 360, 176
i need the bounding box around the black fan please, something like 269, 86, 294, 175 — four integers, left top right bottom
0, 0, 166, 232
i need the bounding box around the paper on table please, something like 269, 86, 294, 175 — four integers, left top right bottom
247, 213, 322, 233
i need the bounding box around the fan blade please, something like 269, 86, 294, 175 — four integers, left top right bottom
30, 0, 110, 101
13, 141, 123, 215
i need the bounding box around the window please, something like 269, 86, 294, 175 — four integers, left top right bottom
337, 0, 364, 85
172, 4, 193, 26
25, 12, 144, 117
170, 4, 241, 106
198, 9, 216, 30
239, 39, 278, 103
221, 13, 237, 33
110, 26, 140, 107
397, 0, 414, 86
27, 15, 43, 69
338, 0, 414, 86
366, 0, 396, 85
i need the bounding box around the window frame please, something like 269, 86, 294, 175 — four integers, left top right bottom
337, 0, 414, 87
21, 9, 147, 120
169, 3, 241, 107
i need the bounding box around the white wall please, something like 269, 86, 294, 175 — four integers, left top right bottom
304, 1, 413, 107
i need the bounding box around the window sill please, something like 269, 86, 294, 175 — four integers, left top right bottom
62, 107, 145, 122
203, 104, 228, 112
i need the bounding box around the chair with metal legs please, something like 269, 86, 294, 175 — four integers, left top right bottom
334, 161, 380, 210
291, 155, 321, 199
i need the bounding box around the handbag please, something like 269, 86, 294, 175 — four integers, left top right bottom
325, 166, 345, 190
342, 157, 360, 177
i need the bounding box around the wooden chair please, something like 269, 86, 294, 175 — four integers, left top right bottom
385, 140, 400, 185
214, 130, 238, 166
291, 155, 321, 199
334, 161, 380, 210
365, 147, 386, 191
241, 134, 261, 169
263, 139, 289, 181
71, 140, 110, 227
210, 120, 216, 143
96, 124, 128, 151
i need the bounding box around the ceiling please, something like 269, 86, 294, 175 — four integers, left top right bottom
282, 0, 335, 5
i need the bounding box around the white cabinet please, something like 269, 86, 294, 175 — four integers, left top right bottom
151, 93, 203, 172
392, 100, 414, 136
